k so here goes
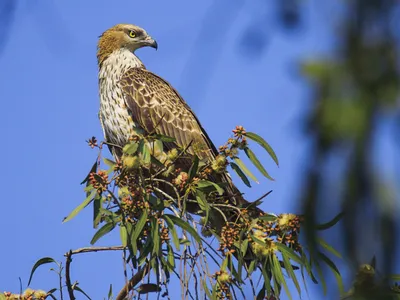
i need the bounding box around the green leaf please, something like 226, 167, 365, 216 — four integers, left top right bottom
28, 257, 58, 286
316, 212, 344, 230
230, 162, 251, 187
179, 239, 191, 246
188, 155, 199, 181
138, 141, 151, 165
63, 190, 97, 223
240, 239, 248, 256
271, 254, 291, 299
167, 245, 175, 270
154, 134, 176, 143
196, 190, 210, 222
317, 238, 342, 258
93, 195, 103, 229
90, 221, 116, 245
162, 215, 180, 250
196, 180, 224, 196
0, 294, 6, 300
108, 284, 113, 300
163, 214, 201, 244
233, 157, 259, 184
201, 279, 212, 299
282, 253, 301, 296
318, 252, 344, 295
151, 218, 160, 256
260, 266, 272, 298
73, 285, 92, 300
313, 257, 327, 294
275, 243, 303, 265
120, 225, 128, 247
244, 132, 279, 166
244, 147, 274, 181
123, 142, 139, 155
131, 210, 148, 254
150, 155, 165, 169
221, 256, 229, 271
259, 213, 277, 222
103, 158, 116, 168
81, 160, 97, 185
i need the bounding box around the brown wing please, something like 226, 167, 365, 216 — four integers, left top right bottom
119, 67, 218, 162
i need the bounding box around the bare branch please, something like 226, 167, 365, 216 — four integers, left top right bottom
115, 265, 149, 300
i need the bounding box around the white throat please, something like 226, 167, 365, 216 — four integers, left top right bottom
99, 48, 144, 80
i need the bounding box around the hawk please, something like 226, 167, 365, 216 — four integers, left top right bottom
97, 24, 255, 212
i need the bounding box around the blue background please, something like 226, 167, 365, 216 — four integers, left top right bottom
1, 0, 396, 299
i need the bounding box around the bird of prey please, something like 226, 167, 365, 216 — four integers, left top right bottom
97, 24, 253, 210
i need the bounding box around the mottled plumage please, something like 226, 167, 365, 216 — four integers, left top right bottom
97, 24, 248, 208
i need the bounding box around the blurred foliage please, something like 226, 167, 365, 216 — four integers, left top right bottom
298, 0, 400, 298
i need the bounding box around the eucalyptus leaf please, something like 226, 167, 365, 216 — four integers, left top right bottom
230, 162, 251, 187
63, 190, 97, 223
244, 132, 279, 166
244, 147, 274, 181
233, 158, 258, 184
28, 257, 58, 286
90, 221, 116, 245
163, 214, 201, 244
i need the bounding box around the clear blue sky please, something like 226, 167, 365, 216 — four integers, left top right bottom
1, 0, 388, 299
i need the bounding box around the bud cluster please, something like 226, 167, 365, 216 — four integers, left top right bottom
89, 170, 109, 193
261, 213, 303, 252
3, 289, 47, 300
211, 271, 232, 300
217, 222, 242, 254
218, 126, 248, 159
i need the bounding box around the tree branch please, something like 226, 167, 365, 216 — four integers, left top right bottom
115, 264, 149, 300
64, 246, 126, 300
65, 250, 75, 300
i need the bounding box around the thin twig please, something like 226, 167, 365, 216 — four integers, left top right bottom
115, 264, 150, 300
59, 263, 64, 300
69, 246, 125, 255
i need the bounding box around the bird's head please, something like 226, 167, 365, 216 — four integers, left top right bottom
97, 24, 157, 66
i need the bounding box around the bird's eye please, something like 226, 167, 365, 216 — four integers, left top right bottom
128, 30, 136, 38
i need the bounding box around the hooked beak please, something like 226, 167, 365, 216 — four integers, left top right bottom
145, 36, 158, 50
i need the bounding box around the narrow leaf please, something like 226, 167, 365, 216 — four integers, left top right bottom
272, 254, 291, 299
316, 212, 344, 230
90, 222, 115, 245
107, 284, 112, 300
123, 142, 139, 155
188, 155, 199, 181
230, 162, 251, 187
139, 141, 151, 165
196, 180, 224, 196
154, 134, 176, 143
131, 210, 148, 253
282, 253, 301, 295
63, 190, 96, 223
318, 252, 344, 295
233, 158, 258, 183
244, 147, 274, 181
103, 158, 116, 168
164, 214, 201, 243
120, 225, 128, 247
81, 160, 97, 185
162, 215, 180, 250
151, 218, 160, 256
73, 285, 92, 300
244, 132, 279, 166
28, 257, 58, 286
318, 238, 342, 258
